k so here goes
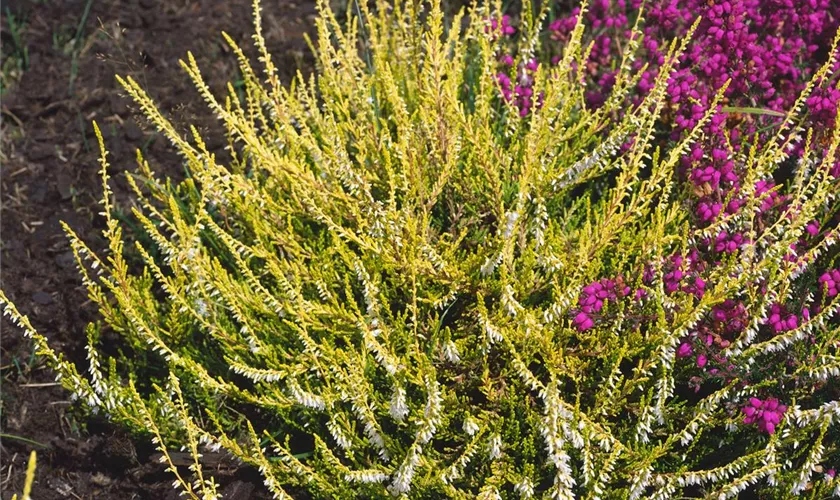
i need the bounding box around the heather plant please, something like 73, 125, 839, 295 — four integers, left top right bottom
3, 0, 840, 498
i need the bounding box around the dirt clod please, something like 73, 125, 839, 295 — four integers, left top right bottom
31, 291, 53, 305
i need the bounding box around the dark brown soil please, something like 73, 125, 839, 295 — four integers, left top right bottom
0, 1, 316, 497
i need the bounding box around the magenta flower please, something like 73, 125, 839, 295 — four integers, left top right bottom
573, 311, 594, 331
676, 342, 693, 358
742, 397, 787, 434
712, 299, 747, 335
486, 14, 516, 37
766, 303, 798, 334
819, 269, 840, 297
755, 180, 782, 213
714, 231, 745, 254
578, 278, 626, 313
663, 255, 685, 294
696, 200, 722, 223
572, 277, 634, 331
806, 85, 840, 128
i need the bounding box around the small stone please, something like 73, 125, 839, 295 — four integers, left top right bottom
56, 171, 74, 200
28, 143, 53, 161
30, 185, 48, 204
55, 251, 76, 269
124, 120, 144, 141
32, 291, 53, 305
109, 95, 127, 116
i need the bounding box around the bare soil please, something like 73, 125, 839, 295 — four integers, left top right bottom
0, 1, 316, 497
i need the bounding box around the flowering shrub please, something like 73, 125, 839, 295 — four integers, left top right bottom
3, 0, 840, 498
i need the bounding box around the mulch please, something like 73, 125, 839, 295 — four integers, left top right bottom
0, 1, 316, 497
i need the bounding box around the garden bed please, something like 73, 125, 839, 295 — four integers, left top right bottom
1, 1, 314, 497
2, 0, 840, 498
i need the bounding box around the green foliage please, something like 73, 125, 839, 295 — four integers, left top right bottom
3, 0, 840, 498
1, 8, 29, 95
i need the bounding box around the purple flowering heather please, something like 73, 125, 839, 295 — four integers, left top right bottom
487, 0, 840, 455
742, 397, 787, 435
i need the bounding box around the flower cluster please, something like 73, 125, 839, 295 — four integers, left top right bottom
742, 397, 787, 434
713, 231, 747, 254
819, 269, 840, 297
662, 253, 706, 298
495, 59, 543, 117
712, 300, 745, 334
520, 0, 840, 446
766, 303, 800, 334
486, 14, 516, 37
807, 85, 840, 128
573, 278, 631, 331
